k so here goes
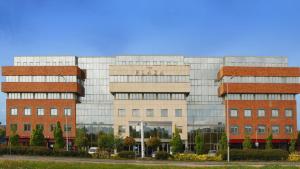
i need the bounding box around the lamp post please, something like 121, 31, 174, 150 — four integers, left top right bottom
58, 75, 69, 151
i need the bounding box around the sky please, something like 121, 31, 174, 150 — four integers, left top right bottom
0, 0, 300, 127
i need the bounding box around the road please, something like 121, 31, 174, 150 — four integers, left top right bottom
1, 155, 300, 167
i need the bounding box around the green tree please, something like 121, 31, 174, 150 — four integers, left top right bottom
0, 128, 5, 138
124, 136, 136, 151
9, 125, 19, 146
170, 128, 184, 154
242, 136, 252, 150
54, 121, 65, 149
30, 126, 45, 146
195, 131, 204, 154
114, 135, 124, 152
98, 132, 114, 153
146, 136, 161, 152
219, 132, 227, 151
265, 133, 273, 149
289, 139, 296, 153
75, 128, 88, 151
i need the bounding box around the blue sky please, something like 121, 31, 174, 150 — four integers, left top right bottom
0, 0, 300, 127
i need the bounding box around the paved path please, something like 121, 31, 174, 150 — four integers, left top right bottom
1, 155, 300, 167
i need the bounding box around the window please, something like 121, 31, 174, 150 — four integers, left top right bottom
118, 125, 126, 134
244, 125, 252, 134
272, 126, 279, 134
24, 108, 31, 116
35, 93, 47, 99
50, 124, 56, 132
64, 108, 71, 116
175, 109, 182, 117
130, 93, 142, 100
64, 124, 71, 132
146, 109, 154, 117
48, 93, 60, 99
285, 109, 293, 117
230, 109, 238, 117
285, 125, 293, 134
230, 126, 238, 135
258, 125, 266, 134
37, 108, 44, 116
50, 108, 58, 116
36, 124, 44, 130
258, 109, 265, 117
132, 109, 140, 117
115, 93, 128, 100
10, 108, 17, 116
161, 109, 168, 117
118, 109, 126, 117
272, 109, 279, 117
144, 93, 156, 100
158, 94, 171, 100
244, 109, 252, 117
10, 124, 17, 132
24, 124, 31, 131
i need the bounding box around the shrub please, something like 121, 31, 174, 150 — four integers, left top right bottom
91, 150, 110, 159
288, 152, 300, 161
173, 153, 222, 161
155, 151, 169, 160
219, 149, 288, 161
118, 151, 135, 159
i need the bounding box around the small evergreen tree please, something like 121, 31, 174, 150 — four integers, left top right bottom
242, 135, 252, 150
98, 132, 115, 153
54, 121, 65, 149
265, 133, 273, 149
219, 132, 227, 151
170, 128, 184, 154
114, 135, 124, 152
195, 131, 204, 154
124, 136, 136, 151
30, 126, 45, 146
289, 139, 296, 153
75, 128, 88, 151
9, 125, 19, 146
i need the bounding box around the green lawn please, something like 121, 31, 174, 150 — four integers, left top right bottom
0, 160, 299, 169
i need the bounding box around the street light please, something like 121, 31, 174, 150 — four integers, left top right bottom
58, 75, 69, 151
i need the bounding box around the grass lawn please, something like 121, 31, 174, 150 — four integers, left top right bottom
0, 160, 299, 169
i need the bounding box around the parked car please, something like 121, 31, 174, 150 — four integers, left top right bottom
208, 150, 217, 157
88, 147, 99, 155
151, 151, 157, 158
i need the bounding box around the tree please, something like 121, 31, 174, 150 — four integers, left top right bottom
75, 128, 88, 151
0, 128, 5, 138
54, 121, 65, 149
114, 135, 124, 152
265, 133, 273, 149
289, 139, 296, 153
124, 136, 135, 151
242, 136, 252, 150
195, 131, 204, 154
30, 126, 45, 146
98, 132, 114, 153
170, 128, 184, 154
219, 132, 227, 151
146, 136, 161, 152
9, 125, 19, 146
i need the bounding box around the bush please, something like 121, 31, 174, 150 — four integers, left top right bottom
288, 153, 300, 161
118, 151, 135, 159
0, 146, 90, 157
91, 150, 110, 159
173, 153, 222, 161
155, 151, 169, 160
219, 149, 289, 161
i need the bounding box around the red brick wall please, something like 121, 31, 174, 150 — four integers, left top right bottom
225, 100, 297, 142
218, 66, 300, 79
6, 99, 76, 139
219, 83, 300, 96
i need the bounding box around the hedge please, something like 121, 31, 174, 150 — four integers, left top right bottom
155, 151, 169, 160
0, 146, 90, 157
219, 149, 289, 161
118, 151, 136, 159
173, 153, 222, 161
